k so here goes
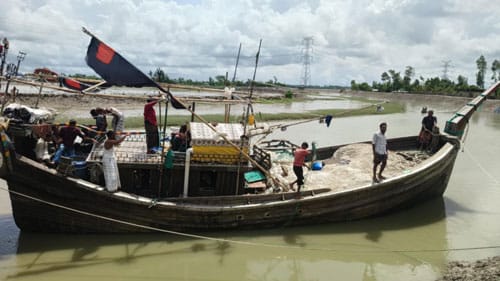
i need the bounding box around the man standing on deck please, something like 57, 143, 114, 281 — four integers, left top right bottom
105, 107, 124, 138
290, 142, 310, 192
144, 98, 160, 153
90, 107, 108, 136
372, 122, 388, 183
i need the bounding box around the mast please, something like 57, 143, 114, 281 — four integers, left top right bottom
224, 43, 242, 123
235, 39, 262, 195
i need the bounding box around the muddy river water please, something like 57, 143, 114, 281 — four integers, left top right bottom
1, 91, 499, 281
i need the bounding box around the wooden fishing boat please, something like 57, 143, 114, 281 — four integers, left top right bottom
1, 28, 498, 233
1, 81, 497, 233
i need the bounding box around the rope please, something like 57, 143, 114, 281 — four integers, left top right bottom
19, 123, 148, 136
462, 145, 500, 186
460, 122, 470, 152
1, 185, 500, 254
269, 100, 387, 132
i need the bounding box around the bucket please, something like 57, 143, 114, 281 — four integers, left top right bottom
311, 161, 323, 171
72, 160, 89, 180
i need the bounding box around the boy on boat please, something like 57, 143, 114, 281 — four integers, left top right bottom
290, 142, 310, 192
103, 130, 128, 192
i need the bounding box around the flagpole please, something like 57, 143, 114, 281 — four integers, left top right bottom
81, 29, 286, 191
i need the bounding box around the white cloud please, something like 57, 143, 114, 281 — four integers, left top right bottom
1, 0, 499, 86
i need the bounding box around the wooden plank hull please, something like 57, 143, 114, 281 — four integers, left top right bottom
5, 136, 460, 233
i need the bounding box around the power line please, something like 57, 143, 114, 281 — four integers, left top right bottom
442, 60, 452, 80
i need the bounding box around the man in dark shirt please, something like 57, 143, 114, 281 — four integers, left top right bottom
53, 119, 96, 164
419, 110, 437, 150
422, 110, 437, 131
90, 107, 107, 132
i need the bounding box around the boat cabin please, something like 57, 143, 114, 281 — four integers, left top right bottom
83, 122, 258, 198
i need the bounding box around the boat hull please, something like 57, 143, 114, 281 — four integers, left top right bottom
5, 136, 460, 233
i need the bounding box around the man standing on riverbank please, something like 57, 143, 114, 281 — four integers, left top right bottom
372, 122, 388, 183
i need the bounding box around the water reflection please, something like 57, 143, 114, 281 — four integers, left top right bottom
6, 198, 447, 281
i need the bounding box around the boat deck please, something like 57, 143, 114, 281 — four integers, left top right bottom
268, 143, 430, 193
87, 134, 165, 165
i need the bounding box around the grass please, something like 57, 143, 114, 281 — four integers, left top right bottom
59, 101, 404, 128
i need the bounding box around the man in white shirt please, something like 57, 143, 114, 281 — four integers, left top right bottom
372, 122, 388, 183
105, 107, 124, 138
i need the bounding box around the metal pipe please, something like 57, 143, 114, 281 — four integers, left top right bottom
183, 148, 193, 198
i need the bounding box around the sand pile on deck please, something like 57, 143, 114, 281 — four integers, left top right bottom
270, 143, 428, 192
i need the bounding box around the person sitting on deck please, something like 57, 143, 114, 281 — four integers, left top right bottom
171, 124, 190, 152
52, 119, 97, 164
290, 142, 310, 192
102, 130, 128, 192
419, 110, 437, 151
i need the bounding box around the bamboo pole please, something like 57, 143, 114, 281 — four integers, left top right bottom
236, 39, 265, 194
157, 100, 169, 198
81, 81, 107, 93
1, 77, 12, 113
35, 80, 44, 108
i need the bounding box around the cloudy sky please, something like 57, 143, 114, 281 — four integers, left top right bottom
1, 0, 500, 86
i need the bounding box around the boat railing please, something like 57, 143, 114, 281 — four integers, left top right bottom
252, 145, 272, 170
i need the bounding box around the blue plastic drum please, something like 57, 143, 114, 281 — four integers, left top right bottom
72, 160, 89, 180
312, 161, 322, 171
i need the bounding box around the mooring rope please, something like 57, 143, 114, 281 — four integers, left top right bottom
462, 147, 500, 186
458, 122, 500, 186
2, 185, 500, 255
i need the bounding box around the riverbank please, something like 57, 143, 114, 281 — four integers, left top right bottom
437, 256, 500, 281
6, 92, 405, 127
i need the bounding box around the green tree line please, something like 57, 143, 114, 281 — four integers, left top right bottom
148, 68, 287, 88
351, 55, 500, 97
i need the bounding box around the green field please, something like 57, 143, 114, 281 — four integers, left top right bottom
61, 100, 404, 128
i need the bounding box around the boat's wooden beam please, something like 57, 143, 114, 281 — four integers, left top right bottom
445, 81, 500, 138
3, 77, 248, 104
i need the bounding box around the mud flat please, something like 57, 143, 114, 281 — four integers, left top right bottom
436, 256, 500, 281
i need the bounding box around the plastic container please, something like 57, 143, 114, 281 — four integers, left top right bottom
72, 160, 89, 180
311, 161, 323, 171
